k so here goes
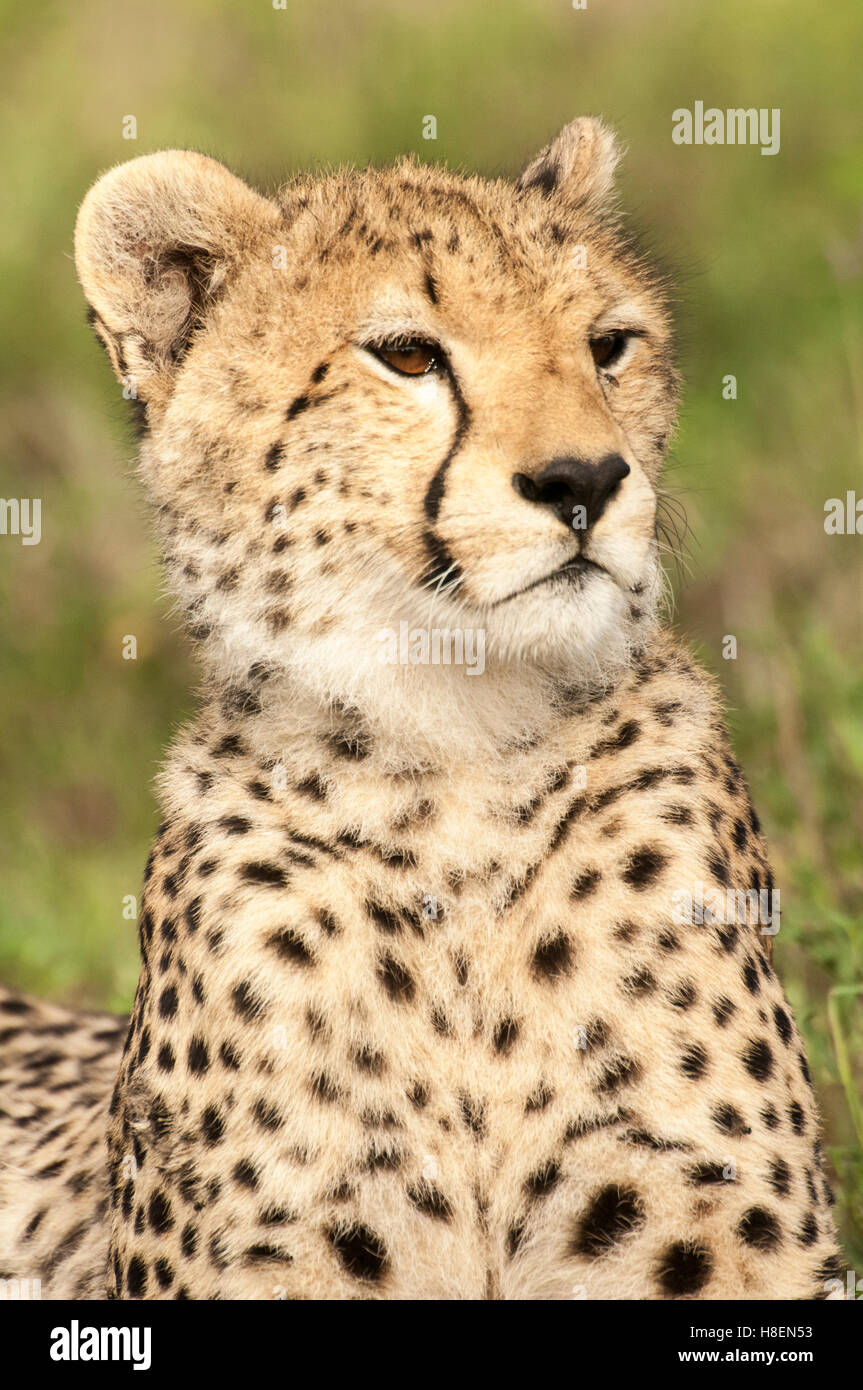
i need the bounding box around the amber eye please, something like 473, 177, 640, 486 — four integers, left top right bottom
368, 338, 441, 376
590, 331, 628, 371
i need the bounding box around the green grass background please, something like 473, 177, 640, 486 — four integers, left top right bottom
1, 0, 861, 1268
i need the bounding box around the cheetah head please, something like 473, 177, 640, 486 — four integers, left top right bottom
75, 121, 678, 731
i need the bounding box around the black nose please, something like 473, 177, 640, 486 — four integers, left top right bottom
512, 454, 631, 530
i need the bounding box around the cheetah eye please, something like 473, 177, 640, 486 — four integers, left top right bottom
367, 338, 442, 376
589, 331, 629, 371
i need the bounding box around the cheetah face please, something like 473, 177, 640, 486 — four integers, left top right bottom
75, 120, 678, 693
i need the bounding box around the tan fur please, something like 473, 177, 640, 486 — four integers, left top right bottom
0, 120, 842, 1299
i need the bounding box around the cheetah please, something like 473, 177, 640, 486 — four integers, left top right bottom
0, 119, 844, 1300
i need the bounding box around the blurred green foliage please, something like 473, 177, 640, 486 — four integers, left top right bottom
0, 0, 861, 1266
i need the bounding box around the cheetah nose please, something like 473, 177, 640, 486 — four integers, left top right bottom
512, 454, 631, 530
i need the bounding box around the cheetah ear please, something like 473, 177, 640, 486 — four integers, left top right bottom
75, 150, 280, 407
516, 117, 621, 205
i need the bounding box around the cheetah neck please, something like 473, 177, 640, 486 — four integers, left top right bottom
196, 614, 653, 769
210, 655, 615, 772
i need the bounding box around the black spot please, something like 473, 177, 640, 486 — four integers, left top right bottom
430, 1007, 452, 1036
814, 1253, 844, 1291
148, 1190, 174, 1235
366, 901, 404, 935
585, 1018, 609, 1049
264, 443, 286, 471
788, 1100, 806, 1134
571, 868, 601, 899
232, 980, 266, 1020
154, 1258, 174, 1288
181, 1223, 198, 1257
267, 925, 314, 967
767, 1158, 791, 1197
760, 1104, 779, 1130
126, 1255, 148, 1298
493, 1017, 520, 1055
687, 1162, 731, 1186
797, 1212, 819, 1247
680, 1043, 708, 1080
286, 393, 311, 420
712, 996, 736, 1027
188, 1037, 210, 1075
377, 953, 415, 1003
219, 1039, 241, 1070
241, 862, 287, 888
571, 1184, 645, 1257
219, 815, 252, 836
233, 1159, 260, 1191
531, 930, 572, 981
260, 1205, 295, 1225
209, 1233, 229, 1270
596, 1055, 641, 1094
366, 1139, 400, 1173
310, 1071, 340, 1104
206, 927, 224, 955
656, 1241, 712, 1297
525, 1085, 553, 1113
622, 967, 656, 997
244, 1243, 293, 1265
742, 958, 761, 994
707, 848, 730, 887
506, 1218, 526, 1258
667, 980, 696, 1010
622, 847, 667, 890
459, 1092, 486, 1138
352, 1046, 385, 1076
742, 1038, 773, 1082
36, 1157, 66, 1180
202, 1105, 225, 1144
522, 161, 559, 197
738, 1206, 782, 1251
157, 1042, 175, 1073
595, 719, 640, 754
158, 985, 178, 1019
524, 1160, 560, 1199
213, 734, 245, 758
327, 1223, 389, 1282
407, 1183, 453, 1220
